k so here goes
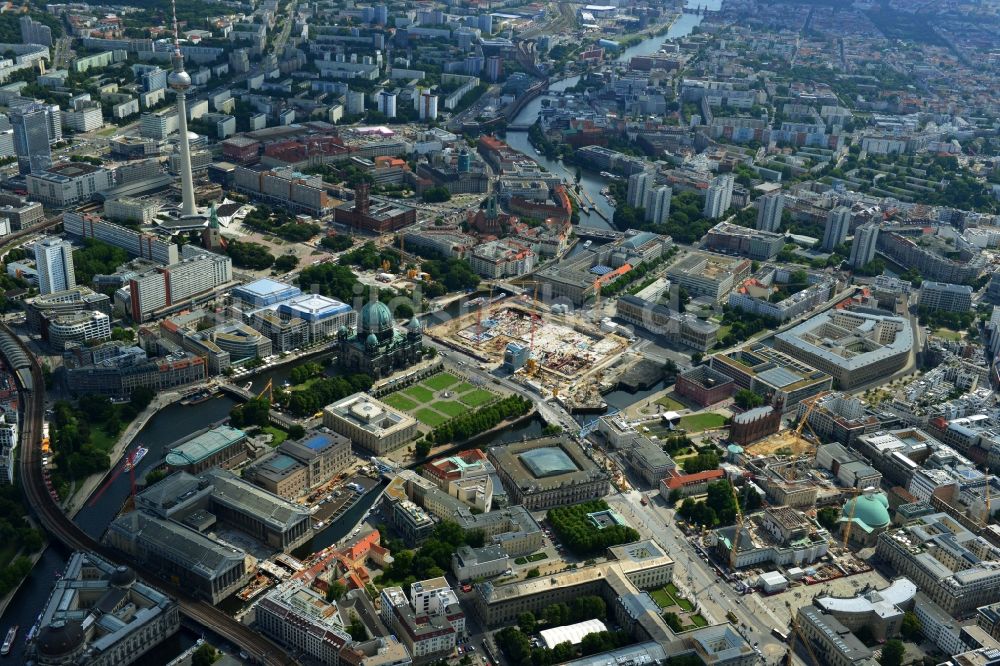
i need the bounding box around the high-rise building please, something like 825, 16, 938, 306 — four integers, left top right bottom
34, 237, 76, 295
10, 103, 52, 175
645, 186, 672, 226
627, 171, 653, 209
419, 92, 438, 121
378, 91, 397, 119
822, 206, 851, 252
19, 16, 52, 46
168, 2, 198, 219
485, 55, 503, 82
849, 223, 879, 269
703, 173, 734, 219
755, 192, 784, 233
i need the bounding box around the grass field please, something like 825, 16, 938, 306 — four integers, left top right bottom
656, 395, 686, 411
383, 394, 417, 411
460, 389, 494, 407
415, 408, 448, 427
403, 385, 435, 402
424, 372, 459, 390
262, 426, 288, 446
690, 614, 708, 627
679, 413, 726, 433
650, 589, 673, 608
933, 328, 962, 341
435, 401, 467, 418
383, 371, 502, 431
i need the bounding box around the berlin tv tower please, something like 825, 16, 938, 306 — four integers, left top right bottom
169, 0, 198, 218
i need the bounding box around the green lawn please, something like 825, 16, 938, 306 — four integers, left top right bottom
678, 413, 726, 433
89, 426, 116, 453
656, 395, 686, 411
453, 382, 476, 393
650, 589, 674, 608
403, 385, 435, 402
460, 389, 494, 407
414, 408, 448, 427
424, 372, 459, 390
262, 426, 288, 446
690, 614, 708, 627
383, 394, 417, 411
676, 597, 694, 612
433, 401, 468, 418
933, 328, 962, 341
526, 552, 548, 562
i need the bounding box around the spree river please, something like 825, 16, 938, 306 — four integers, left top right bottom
504, 0, 719, 230
0, 8, 721, 658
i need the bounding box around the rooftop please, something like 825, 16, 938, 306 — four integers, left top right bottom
164, 425, 246, 468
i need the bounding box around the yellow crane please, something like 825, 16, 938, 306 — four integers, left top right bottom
788, 610, 823, 666
257, 378, 273, 404
840, 486, 875, 549
795, 391, 829, 451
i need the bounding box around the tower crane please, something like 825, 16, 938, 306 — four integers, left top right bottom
258, 378, 273, 403
787, 610, 823, 666
840, 486, 875, 549
727, 480, 746, 571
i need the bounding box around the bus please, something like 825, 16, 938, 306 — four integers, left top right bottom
772, 628, 789, 642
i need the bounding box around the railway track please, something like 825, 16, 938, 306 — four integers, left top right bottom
4, 322, 294, 665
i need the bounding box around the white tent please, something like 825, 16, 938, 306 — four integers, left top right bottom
539, 619, 608, 650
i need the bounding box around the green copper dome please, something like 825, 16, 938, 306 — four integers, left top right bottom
360, 300, 393, 335
842, 491, 890, 528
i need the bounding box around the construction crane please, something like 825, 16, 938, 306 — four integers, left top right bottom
89, 444, 146, 507
476, 283, 495, 337
529, 282, 540, 354
840, 486, 873, 549
258, 378, 273, 404
796, 391, 829, 446
787, 610, 823, 666
727, 479, 746, 571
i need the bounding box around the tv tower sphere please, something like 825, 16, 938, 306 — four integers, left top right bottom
168, 68, 191, 90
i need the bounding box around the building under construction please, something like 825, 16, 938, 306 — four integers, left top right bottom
714, 506, 830, 570
443, 305, 629, 381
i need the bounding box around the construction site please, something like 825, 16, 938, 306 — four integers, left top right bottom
429, 302, 630, 408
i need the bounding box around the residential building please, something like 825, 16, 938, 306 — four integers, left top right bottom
705, 222, 785, 261
756, 193, 784, 233
703, 173, 734, 219
822, 207, 851, 252
381, 578, 465, 659
46, 310, 111, 350
123, 252, 233, 322
256, 583, 352, 664
645, 186, 672, 225
0, 414, 17, 484
849, 223, 879, 269
626, 171, 653, 208
63, 212, 179, 265
34, 237, 75, 295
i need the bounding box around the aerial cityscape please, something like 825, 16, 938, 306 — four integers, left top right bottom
0, 0, 997, 665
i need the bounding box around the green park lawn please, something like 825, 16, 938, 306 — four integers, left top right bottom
414, 408, 448, 427
262, 426, 288, 446
678, 413, 726, 433
424, 372, 460, 390
383, 394, 417, 412
656, 395, 686, 411
403, 385, 435, 403
434, 401, 468, 418
460, 389, 495, 407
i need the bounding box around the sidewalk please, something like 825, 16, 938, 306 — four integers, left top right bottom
63, 390, 181, 518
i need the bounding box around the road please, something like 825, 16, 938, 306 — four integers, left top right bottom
3, 323, 295, 666
607, 490, 793, 665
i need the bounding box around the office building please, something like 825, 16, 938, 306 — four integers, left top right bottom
626, 171, 653, 209
26, 552, 180, 666
10, 102, 53, 174
755, 193, 784, 233
123, 252, 232, 322
876, 512, 1000, 617
63, 343, 207, 400
469, 239, 535, 278
0, 193, 44, 230
709, 342, 832, 412
849, 223, 879, 269
46, 310, 111, 350
705, 222, 785, 261
774, 310, 913, 389
323, 393, 418, 455
452, 544, 509, 583
34, 237, 75, 295
381, 578, 465, 659
703, 173, 734, 219
795, 607, 874, 666
666, 251, 753, 303
918, 281, 974, 313
822, 207, 851, 252
256, 583, 352, 664
488, 436, 610, 511
26, 162, 114, 207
